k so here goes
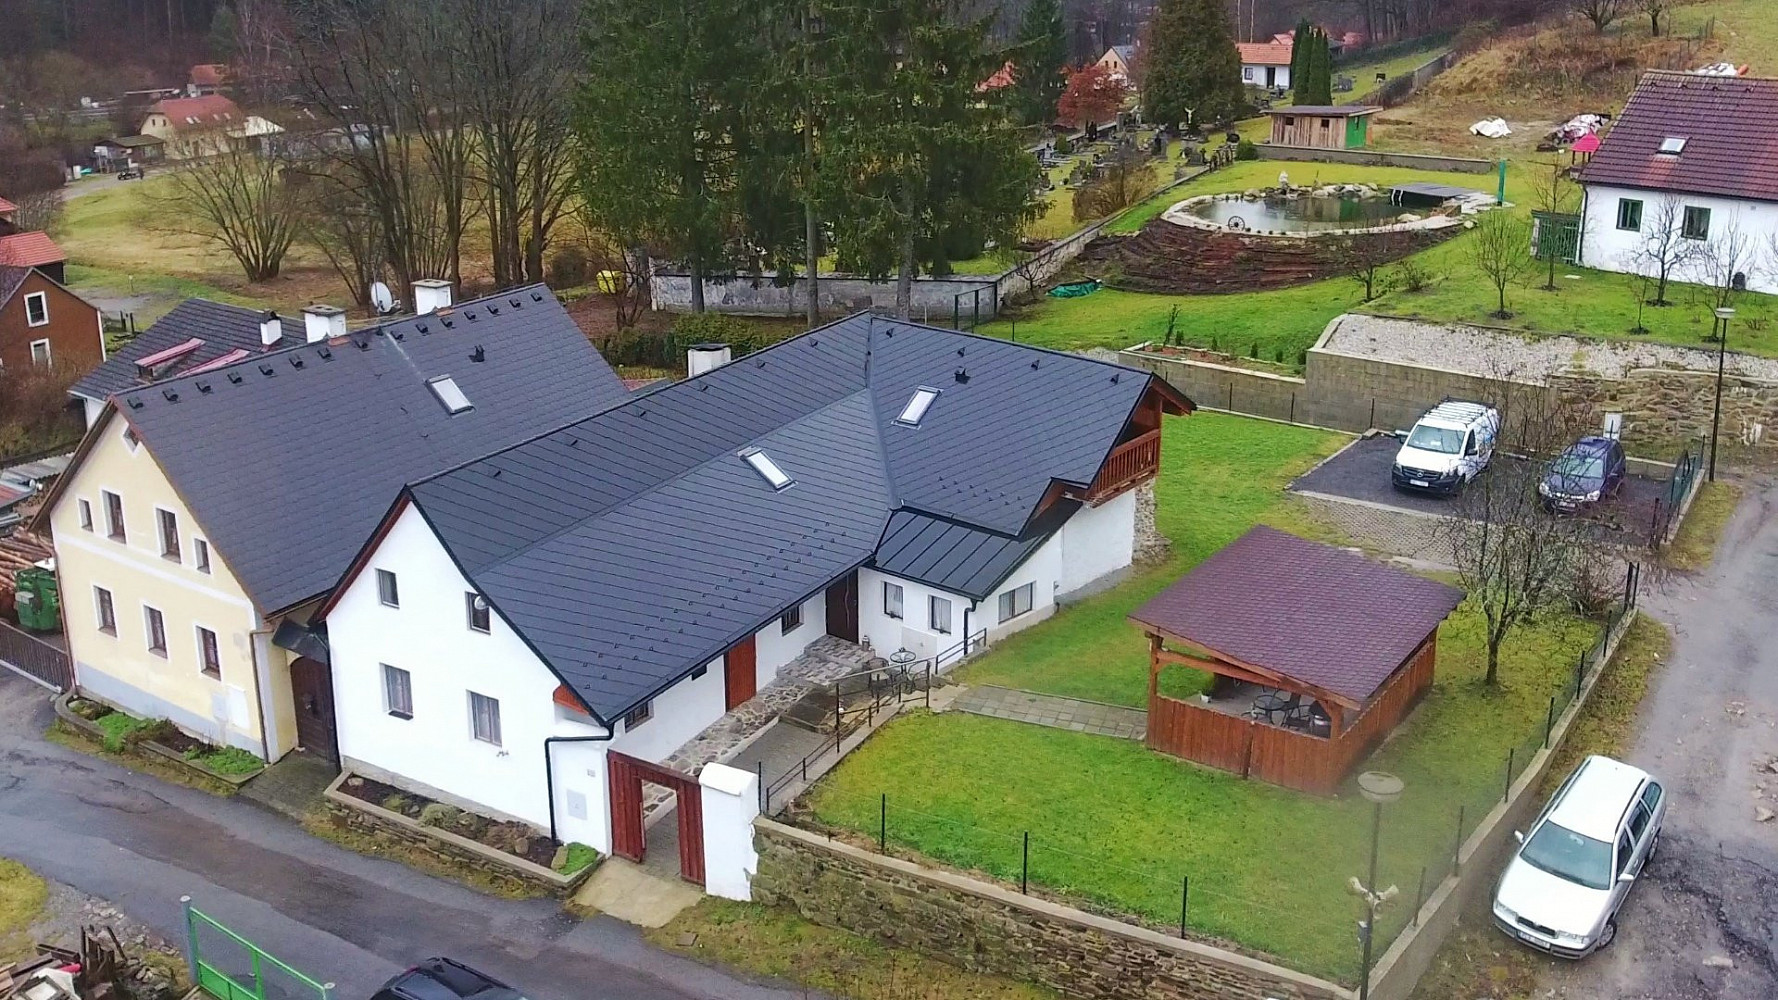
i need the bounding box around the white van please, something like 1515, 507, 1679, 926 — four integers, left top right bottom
1391, 400, 1501, 495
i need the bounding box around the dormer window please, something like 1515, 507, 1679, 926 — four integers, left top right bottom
427, 375, 472, 414
1658, 136, 1687, 155
896, 386, 941, 426
741, 448, 793, 490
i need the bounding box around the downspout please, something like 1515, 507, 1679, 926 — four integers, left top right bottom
247, 625, 275, 762
545, 732, 615, 843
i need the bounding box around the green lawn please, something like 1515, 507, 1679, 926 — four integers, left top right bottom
956, 412, 1347, 705
0, 859, 47, 963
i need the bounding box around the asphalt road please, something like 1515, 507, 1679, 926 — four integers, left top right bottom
0, 685, 808, 1000
1291, 435, 1670, 541
1536, 476, 1778, 999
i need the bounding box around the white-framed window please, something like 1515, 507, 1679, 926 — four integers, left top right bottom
1242, 66, 1255, 81
1682, 205, 1711, 241
103, 490, 125, 542
997, 582, 1034, 623
383, 664, 413, 719
122, 427, 141, 453
78, 498, 93, 532
624, 700, 654, 731
466, 591, 490, 633
94, 586, 116, 635
469, 691, 501, 746
196, 625, 221, 678
930, 595, 953, 635
24, 292, 48, 327
194, 538, 211, 574
1615, 198, 1643, 232
883, 581, 904, 620
29, 339, 51, 366
144, 604, 167, 657
376, 569, 399, 607
780, 603, 803, 634
156, 508, 181, 562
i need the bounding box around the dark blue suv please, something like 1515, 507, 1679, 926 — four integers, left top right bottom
370, 959, 526, 1000
1540, 436, 1626, 513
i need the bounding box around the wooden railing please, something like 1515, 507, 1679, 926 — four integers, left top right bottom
0, 620, 72, 692
1086, 429, 1161, 505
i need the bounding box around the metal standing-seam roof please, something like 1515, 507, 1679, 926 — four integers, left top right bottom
393, 313, 1192, 722
1129, 526, 1463, 705
1579, 71, 1778, 203
71, 298, 275, 400
95, 285, 629, 614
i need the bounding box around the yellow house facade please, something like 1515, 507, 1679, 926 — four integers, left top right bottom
46, 408, 299, 759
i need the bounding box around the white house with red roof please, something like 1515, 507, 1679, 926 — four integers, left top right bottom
1578, 71, 1778, 295
140, 95, 283, 160
1238, 41, 1294, 90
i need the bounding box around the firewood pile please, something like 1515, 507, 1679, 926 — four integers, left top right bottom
1, 926, 171, 1000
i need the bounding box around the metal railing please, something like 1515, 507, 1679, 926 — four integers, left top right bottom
0, 620, 71, 692
1649, 439, 1702, 547
183, 898, 333, 1000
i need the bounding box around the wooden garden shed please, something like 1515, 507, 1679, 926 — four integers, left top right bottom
1266, 105, 1376, 149
1128, 526, 1462, 794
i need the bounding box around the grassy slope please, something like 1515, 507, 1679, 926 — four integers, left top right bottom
1664, 481, 1741, 572
0, 859, 48, 963
957, 412, 1347, 705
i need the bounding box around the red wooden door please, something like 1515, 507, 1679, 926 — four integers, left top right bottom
606, 751, 705, 884
725, 635, 757, 710
825, 573, 859, 642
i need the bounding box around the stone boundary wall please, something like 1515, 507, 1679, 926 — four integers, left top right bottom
1255, 145, 1494, 175
751, 819, 1354, 1000
1121, 345, 1308, 424
1366, 607, 1638, 1000
650, 272, 998, 322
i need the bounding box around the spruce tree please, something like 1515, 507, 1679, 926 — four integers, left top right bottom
1142, 0, 1244, 130
1287, 17, 1311, 95
1012, 0, 1067, 126
1297, 28, 1333, 105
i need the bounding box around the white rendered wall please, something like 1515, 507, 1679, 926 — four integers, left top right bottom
754, 593, 827, 688
1579, 184, 1778, 295
1057, 490, 1136, 596
856, 568, 976, 662
700, 762, 761, 901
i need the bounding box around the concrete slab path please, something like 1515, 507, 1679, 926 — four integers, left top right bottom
951, 685, 1147, 740
573, 859, 703, 929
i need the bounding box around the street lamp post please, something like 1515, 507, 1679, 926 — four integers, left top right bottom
1709, 306, 1736, 482
1356, 771, 1405, 1000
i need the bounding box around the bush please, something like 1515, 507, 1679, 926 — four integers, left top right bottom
549, 246, 590, 289
197, 747, 264, 776
419, 802, 463, 828
1052, 135, 1072, 156
1393, 254, 1437, 293
94, 711, 154, 752
555, 842, 600, 876
1235, 139, 1259, 161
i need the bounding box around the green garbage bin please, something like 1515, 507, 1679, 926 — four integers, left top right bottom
14, 565, 60, 633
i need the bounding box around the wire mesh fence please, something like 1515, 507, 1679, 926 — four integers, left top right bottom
183, 899, 333, 1000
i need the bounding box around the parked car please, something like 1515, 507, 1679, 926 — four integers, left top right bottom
1540, 436, 1626, 513
1390, 400, 1501, 495
1492, 754, 1666, 958
370, 959, 527, 1000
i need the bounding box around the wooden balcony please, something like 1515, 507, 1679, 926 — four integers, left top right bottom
1085, 429, 1161, 505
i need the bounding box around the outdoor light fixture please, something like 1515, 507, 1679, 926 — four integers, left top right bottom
1355, 771, 1405, 1000
1710, 307, 1736, 481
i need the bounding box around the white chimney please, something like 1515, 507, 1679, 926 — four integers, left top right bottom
412, 279, 454, 315
303, 304, 348, 344
259, 310, 282, 348
687, 342, 732, 377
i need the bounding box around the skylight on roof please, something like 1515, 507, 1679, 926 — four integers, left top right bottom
741, 448, 794, 490
1658, 136, 1687, 155
896, 386, 941, 426
427, 375, 473, 414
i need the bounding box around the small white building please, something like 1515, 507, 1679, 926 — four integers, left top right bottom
1238, 42, 1294, 91
319, 315, 1193, 868
1577, 71, 1778, 295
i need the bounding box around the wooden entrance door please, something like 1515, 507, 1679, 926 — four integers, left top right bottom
724, 635, 757, 711
825, 572, 859, 643
289, 656, 337, 762
607, 751, 705, 884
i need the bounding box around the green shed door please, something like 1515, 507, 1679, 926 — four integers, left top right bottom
1345, 115, 1368, 149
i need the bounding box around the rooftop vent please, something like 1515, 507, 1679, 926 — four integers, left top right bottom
412, 278, 453, 315
1658, 136, 1687, 155
896, 386, 940, 426
740, 447, 794, 490
954, 368, 970, 384
428, 375, 473, 414
688, 343, 732, 376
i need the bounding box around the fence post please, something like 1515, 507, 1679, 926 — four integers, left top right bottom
1504, 747, 1515, 802
879, 793, 887, 852
1453, 806, 1465, 875
952, 298, 959, 330
757, 760, 765, 813
868, 675, 875, 726
180, 896, 200, 987
1227, 383, 1233, 411
834, 686, 841, 736
1022, 832, 1030, 893
322, 985, 336, 1000
1575, 652, 1585, 699
1289, 392, 1296, 425
1544, 696, 1556, 748
1649, 497, 1662, 545
1412, 866, 1426, 926
1369, 398, 1376, 430
1180, 876, 1189, 937
973, 288, 981, 330
252, 945, 265, 1000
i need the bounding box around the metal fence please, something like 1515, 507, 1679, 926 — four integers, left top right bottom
183, 899, 333, 1000
0, 619, 72, 692
1649, 439, 1703, 546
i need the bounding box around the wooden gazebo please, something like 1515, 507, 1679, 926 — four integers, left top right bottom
1128, 526, 1463, 794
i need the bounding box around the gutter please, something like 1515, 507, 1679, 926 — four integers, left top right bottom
545, 732, 614, 843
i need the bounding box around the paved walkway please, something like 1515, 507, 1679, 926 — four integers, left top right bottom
239, 750, 337, 822
951, 685, 1147, 740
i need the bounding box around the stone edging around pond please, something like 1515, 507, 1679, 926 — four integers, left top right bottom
1159, 186, 1500, 239
53, 693, 260, 787
321, 771, 595, 897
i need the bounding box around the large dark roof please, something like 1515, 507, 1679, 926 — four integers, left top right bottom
1579, 71, 1778, 203
873, 504, 1076, 601
1129, 526, 1463, 705
71, 298, 271, 400
402, 314, 1188, 721
112, 285, 628, 613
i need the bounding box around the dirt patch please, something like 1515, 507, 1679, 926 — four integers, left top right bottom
337, 774, 560, 869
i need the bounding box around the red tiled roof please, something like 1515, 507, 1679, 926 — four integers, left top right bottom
1129, 526, 1464, 704
1579, 71, 1778, 203
0, 196, 16, 215
978, 60, 1017, 92
147, 94, 243, 130
0, 232, 66, 269
1237, 42, 1293, 66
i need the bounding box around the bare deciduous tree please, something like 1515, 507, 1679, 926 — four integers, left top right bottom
1639, 0, 1671, 36
1467, 210, 1536, 318
166, 148, 299, 281
298, 169, 387, 313
9, 191, 63, 234
1338, 228, 1410, 302
1570, 0, 1626, 31
1695, 213, 1759, 314
1529, 158, 1577, 290
1623, 195, 1703, 306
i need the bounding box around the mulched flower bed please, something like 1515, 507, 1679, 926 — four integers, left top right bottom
61, 697, 264, 781
339, 773, 561, 869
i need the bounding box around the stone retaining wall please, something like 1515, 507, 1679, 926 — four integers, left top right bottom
751, 819, 1352, 1000
1255, 145, 1494, 174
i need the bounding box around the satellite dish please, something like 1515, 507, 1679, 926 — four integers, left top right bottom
370, 282, 397, 315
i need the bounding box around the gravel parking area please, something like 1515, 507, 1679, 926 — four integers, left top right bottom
1291, 435, 1671, 542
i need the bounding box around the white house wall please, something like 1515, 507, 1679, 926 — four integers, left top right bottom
1579, 184, 1778, 295
1241, 64, 1291, 89
755, 593, 827, 689
1057, 491, 1136, 597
